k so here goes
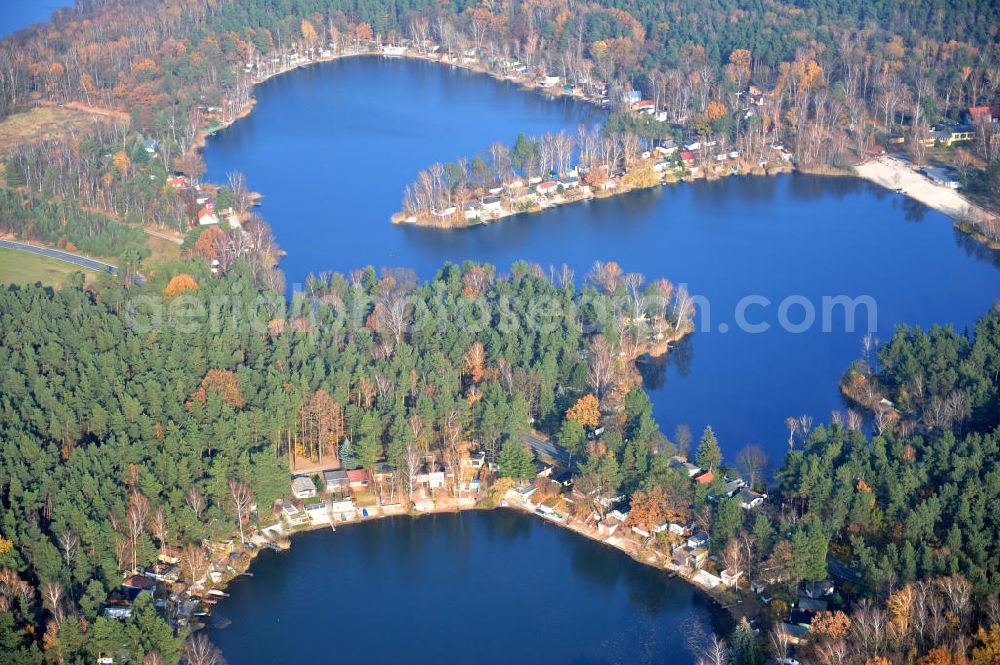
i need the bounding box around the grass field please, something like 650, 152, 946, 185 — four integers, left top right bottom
144, 232, 183, 263
0, 106, 110, 158
0, 248, 97, 286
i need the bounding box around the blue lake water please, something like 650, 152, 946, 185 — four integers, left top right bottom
208, 511, 730, 665
0, 0, 72, 38
205, 56, 1000, 467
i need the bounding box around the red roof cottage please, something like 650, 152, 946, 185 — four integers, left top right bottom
634, 99, 655, 113
347, 469, 369, 488
695, 470, 715, 484
197, 208, 219, 226
536, 180, 558, 195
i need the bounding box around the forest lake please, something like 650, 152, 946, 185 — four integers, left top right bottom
197, 56, 1000, 663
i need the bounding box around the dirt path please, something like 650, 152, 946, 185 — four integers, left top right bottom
36, 99, 131, 122
143, 227, 183, 245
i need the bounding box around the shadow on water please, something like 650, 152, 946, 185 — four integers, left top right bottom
953, 226, 1000, 269
636, 335, 694, 391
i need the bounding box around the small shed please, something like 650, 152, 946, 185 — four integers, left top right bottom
324, 469, 349, 492
721, 568, 742, 588
291, 476, 317, 499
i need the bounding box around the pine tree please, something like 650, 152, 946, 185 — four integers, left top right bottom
695, 425, 722, 471
339, 439, 357, 469
498, 440, 535, 481
731, 617, 763, 665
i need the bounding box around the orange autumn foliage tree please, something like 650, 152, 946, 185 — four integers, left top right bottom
566, 394, 600, 429
463, 341, 486, 383
918, 646, 963, 665
162, 273, 199, 297
704, 99, 727, 120
300, 19, 318, 46
191, 369, 245, 409
190, 224, 226, 261
112, 150, 131, 175
811, 610, 852, 640
724, 48, 752, 87
625, 484, 668, 533
355, 23, 373, 41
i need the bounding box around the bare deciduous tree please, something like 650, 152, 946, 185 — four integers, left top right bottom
736, 445, 768, 488
178, 543, 209, 588
227, 479, 254, 544
186, 487, 205, 519
587, 335, 613, 398
124, 492, 149, 573
697, 635, 729, 665
785, 416, 800, 448
41, 580, 66, 627
58, 531, 79, 572
183, 634, 226, 665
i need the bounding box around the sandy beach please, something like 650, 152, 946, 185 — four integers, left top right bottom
854, 154, 992, 222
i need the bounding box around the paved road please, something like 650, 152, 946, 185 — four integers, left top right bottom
522, 432, 573, 466
0, 239, 116, 273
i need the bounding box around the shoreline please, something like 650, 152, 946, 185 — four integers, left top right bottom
194, 46, 997, 250
392, 161, 795, 228
197, 46, 596, 151
193, 44, 798, 234
224, 498, 743, 621
853, 155, 998, 242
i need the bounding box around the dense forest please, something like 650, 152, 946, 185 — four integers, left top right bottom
0, 257, 695, 663
729, 307, 1000, 665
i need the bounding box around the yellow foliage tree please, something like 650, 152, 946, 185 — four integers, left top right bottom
567, 394, 600, 429
705, 99, 727, 120
621, 158, 660, 189
970, 624, 1000, 665
300, 19, 318, 46
112, 150, 131, 175
162, 273, 199, 298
